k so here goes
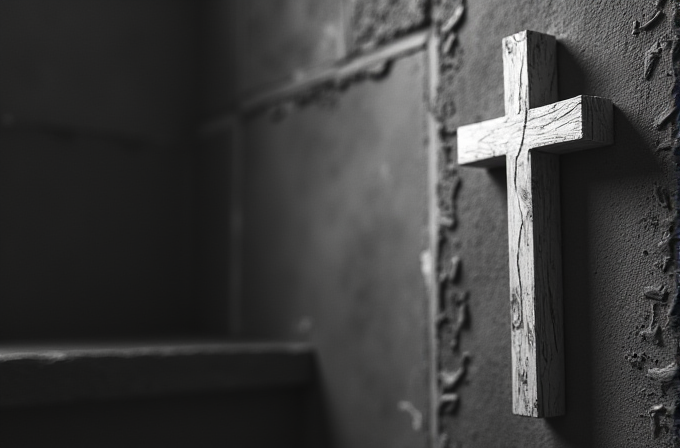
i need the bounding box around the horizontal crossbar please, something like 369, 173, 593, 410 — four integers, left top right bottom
457, 95, 613, 168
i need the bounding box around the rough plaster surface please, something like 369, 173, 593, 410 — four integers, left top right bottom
240, 53, 430, 448
349, 0, 429, 52
437, 0, 678, 446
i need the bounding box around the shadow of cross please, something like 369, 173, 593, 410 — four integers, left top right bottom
457, 30, 613, 418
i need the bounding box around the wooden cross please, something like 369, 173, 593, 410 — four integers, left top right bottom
457, 30, 613, 417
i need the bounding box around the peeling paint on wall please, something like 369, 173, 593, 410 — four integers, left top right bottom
644, 285, 670, 302
429, 0, 680, 444
640, 303, 663, 345
350, 0, 429, 52
671, 0, 680, 440
433, 3, 472, 445
398, 400, 424, 431
656, 105, 679, 131
645, 41, 664, 80
649, 403, 670, 438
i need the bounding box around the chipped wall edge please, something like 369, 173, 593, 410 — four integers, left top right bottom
426, 27, 442, 448
673, 1, 680, 440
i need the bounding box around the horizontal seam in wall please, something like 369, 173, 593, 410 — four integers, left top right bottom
200, 30, 430, 135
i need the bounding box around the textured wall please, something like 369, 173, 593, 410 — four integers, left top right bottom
349, 0, 429, 51
2, 0, 675, 446
436, 0, 677, 446
202, 0, 680, 445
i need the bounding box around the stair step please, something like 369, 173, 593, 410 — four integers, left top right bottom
0, 341, 314, 407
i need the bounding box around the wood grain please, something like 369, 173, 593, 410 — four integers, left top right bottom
502, 31, 557, 116
504, 30, 563, 418
458, 95, 613, 167
456, 30, 613, 417
507, 146, 564, 417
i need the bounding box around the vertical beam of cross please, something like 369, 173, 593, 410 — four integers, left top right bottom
457, 31, 613, 417
504, 31, 563, 418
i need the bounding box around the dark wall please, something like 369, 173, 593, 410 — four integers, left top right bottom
0, 389, 310, 448
239, 53, 431, 448
201, 0, 346, 116
0, 1, 201, 340
2, 0, 672, 446
438, 0, 677, 446
200, 3, 434, 446
197, 0, 352, 335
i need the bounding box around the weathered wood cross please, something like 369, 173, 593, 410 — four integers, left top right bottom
457, 31, 613, 417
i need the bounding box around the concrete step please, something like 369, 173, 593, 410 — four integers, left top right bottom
0, 340, 314, 407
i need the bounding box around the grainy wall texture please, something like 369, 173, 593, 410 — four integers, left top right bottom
1, 0, 678, 447
349, 0, 429, 51
436, 0, 678, 446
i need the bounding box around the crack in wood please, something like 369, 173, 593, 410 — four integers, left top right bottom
456, 30, 613, 417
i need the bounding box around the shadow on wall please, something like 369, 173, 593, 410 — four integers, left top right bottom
548, 109, 664, 446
